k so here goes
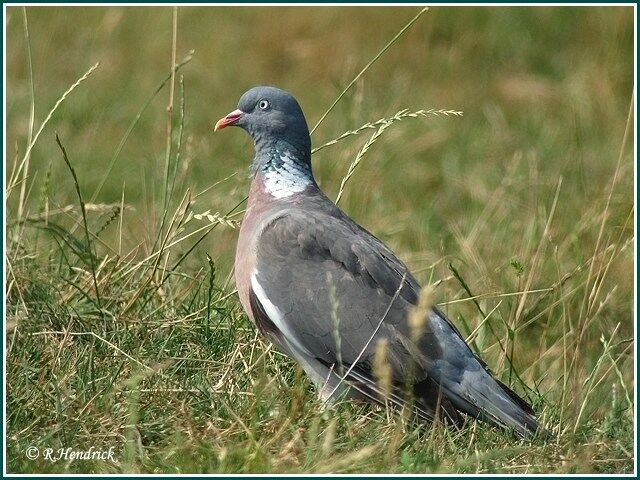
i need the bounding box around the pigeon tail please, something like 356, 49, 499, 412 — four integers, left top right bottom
437, 371, 539, 438
424, 309, 539, 438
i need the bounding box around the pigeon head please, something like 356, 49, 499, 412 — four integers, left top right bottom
215, 86, 311, 155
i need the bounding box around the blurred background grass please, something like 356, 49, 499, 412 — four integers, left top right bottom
6, 7, 634, 277
5, 5, 635, 474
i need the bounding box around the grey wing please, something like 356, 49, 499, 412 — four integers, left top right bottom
250, 209, 539, 436
249, 209, 443, 410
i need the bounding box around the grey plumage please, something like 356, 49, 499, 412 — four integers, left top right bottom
216, 85, 539, 438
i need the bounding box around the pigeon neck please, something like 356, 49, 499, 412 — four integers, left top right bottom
253, 139, 315, 199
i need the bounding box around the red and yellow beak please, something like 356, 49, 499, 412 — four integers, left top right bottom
214, 109, 244, 131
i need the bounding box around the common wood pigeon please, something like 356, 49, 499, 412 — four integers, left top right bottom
215, 86, 539, 438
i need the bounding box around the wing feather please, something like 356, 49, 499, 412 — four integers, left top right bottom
249, 201, 538, 436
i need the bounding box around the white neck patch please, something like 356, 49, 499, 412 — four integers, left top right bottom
262, 150, 312, 199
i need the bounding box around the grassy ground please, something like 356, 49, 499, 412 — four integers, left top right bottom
5, 5, 635, 474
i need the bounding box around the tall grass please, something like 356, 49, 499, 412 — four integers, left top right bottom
5, 6, 634, 474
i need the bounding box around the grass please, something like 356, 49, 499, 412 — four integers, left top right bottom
5, 5, 635, 474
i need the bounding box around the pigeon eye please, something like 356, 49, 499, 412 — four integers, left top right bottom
258, 100, 270, 110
